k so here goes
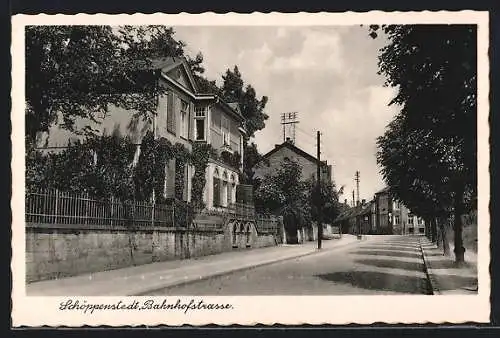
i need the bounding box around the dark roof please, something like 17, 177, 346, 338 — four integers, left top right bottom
333, 201, 373, 223
375, 186, 390, 194
262, 141, 327, 166
227, 102, 241, 113
134, 56, 184, 71
217, 99, 245, 122
149, 56, 182, 70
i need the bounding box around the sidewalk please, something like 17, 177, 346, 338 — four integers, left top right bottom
419, 237, 478, 295
27, 235, 359, 296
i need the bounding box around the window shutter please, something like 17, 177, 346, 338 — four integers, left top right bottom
165, 159, 176, 198
166, 91, 176, 134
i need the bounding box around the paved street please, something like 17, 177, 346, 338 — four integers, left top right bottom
147, 235, 432, 295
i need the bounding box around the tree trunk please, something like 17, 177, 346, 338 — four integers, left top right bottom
438, 217, 450, 255
431, 217, 438, 244
424, 219, 432, 241
435, 218, 442, 248
453, 186, 466, 264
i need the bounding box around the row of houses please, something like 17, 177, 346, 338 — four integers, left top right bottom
34, 52, 338, 244
333, 187, 426, 236
34, 53, 422, 239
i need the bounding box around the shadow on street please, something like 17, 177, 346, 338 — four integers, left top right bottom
354, 258, 425, 272
358, 245, 419, 252
352, 250, 422, 259
428, 259, 477, 270
316, 271, 432, 294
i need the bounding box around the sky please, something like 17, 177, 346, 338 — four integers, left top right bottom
173, 25, 400, 203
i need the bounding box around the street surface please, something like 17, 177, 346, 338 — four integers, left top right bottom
148, 235, 432, 295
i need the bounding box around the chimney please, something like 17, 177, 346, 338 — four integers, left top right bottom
362, 199, 366, 206
344, 199, 348, 205
285, 137, 292, 144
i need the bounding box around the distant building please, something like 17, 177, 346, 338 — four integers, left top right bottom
333, 188, 426, 236
253, 138, 333, 183
373, 187, 426, 235
333, 199, 373, 235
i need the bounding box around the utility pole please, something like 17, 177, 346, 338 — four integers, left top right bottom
355, 170, 360, 205
281, 112, 299, 143
317, 131, 322, 250
352, 190, 355, 207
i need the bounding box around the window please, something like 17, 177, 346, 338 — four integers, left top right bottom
195, 119, 205, 141
418, 217, 423, 225
194, 105, 206, 141
395, 215, 400, 225
213, 177, 221, 207
409, 227, 414, 234
419, 227, 425, 234
222, 181, 229, 207
195, 105, 206, 117
180, 99, 189, 139
408, 215, 414, 225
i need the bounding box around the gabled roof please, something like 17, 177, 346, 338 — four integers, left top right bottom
216, 98, 245, 122
135, 56, 245, 123
153, 56, 200, 94
262, 141, 327, 166
333, 201, 373, 223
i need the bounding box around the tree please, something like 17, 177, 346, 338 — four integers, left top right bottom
241, 142, 268, 186
371, 24, 477, 263
377, 116, 453, 253
305, 178, 341, 226
221, 66, 269, 139
219, 66, 270, 184
25, 25, 185, 144
254, 158, 310, 243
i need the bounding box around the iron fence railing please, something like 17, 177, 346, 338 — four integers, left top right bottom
25, 189, 279, 233
25, 189, 176, 228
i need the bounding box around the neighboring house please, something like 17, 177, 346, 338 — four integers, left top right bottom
35, 56, 246, 210
333, 199, 373, 235
253, 138, 333, 183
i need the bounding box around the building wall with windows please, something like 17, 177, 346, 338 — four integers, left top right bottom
34, 56, 246, 209
209, 105, 244, 155
373, 187, 427, 235
253, 139, 332, 184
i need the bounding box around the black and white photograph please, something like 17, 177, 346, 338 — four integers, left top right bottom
11, 12, 490, 326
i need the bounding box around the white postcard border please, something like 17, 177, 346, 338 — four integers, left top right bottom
11, 11, 490, 326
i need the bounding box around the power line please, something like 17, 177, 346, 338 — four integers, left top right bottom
296, 125, 315, 136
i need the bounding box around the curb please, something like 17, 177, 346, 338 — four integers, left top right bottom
419, 238, 441, 295
131, 238, 359, 296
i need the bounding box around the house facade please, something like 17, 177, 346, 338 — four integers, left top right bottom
333, 188, 426, 236
253, 138, 333, 183
333, 199, 373, 235
373, 187, 426, 235
35, 56, 246, 210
